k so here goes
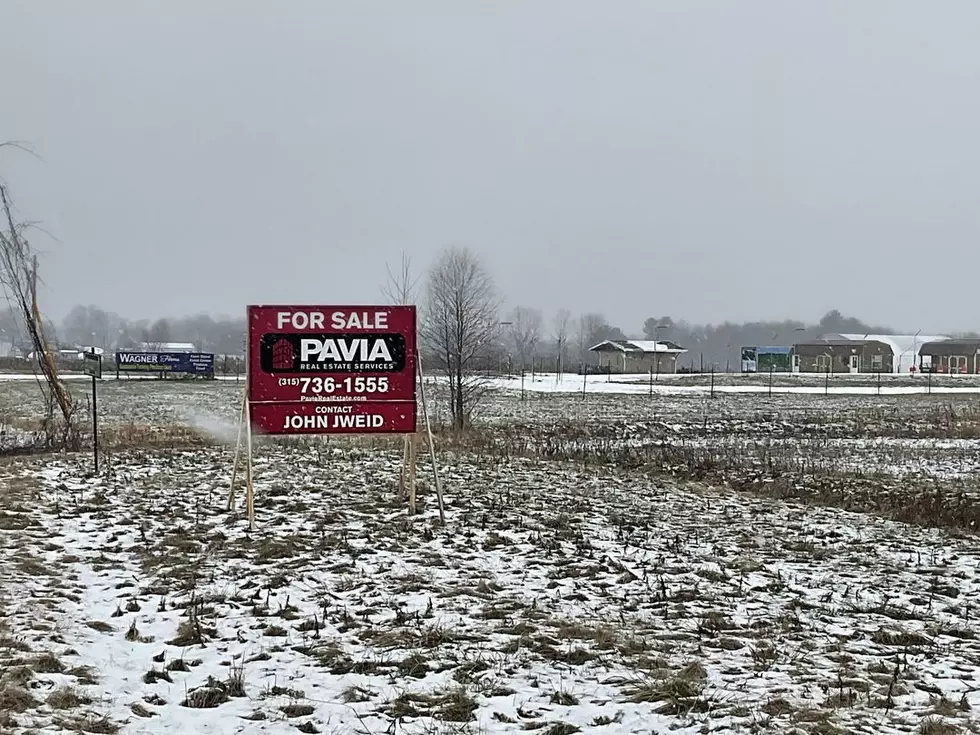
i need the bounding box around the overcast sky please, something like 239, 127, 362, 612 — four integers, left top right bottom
3, 1, 980, 333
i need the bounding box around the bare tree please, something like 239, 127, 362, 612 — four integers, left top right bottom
381, 252, 421, 306
63, 304, 111, 348
142, 318, 172, 351
421, 247, 500, 430
0, 180, 79, 449
574, 312, 628, 365
553, 308, 571, 374
507, 306, 543, 371
576, 313, 604, 366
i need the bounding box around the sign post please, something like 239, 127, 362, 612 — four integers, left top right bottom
83, 350, 102, 472
229, 305, 420, 528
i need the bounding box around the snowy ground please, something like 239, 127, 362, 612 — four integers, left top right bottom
2, 377, 980, 486
2, 369, 980, 395
487, 372, 980, 396
2, 380, 980, 733
3, 448, 980, 734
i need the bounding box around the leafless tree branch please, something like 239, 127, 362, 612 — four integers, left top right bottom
553, 308, 571, 373
0, 140, 42, 162
507, 306, 543, 371
381, 252, 421, 306
0, 182, 79, 450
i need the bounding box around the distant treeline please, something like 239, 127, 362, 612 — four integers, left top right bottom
0, 306, 245, 357
2, 304, 973, 375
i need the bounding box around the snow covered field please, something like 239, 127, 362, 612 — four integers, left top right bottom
2, 379, 980, 733
488, 371, 980, 396
3, 369, 980, 395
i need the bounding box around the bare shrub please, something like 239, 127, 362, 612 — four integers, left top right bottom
0, 179, 80, 451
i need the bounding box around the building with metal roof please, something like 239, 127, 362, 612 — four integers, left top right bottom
588, 339, 687, 374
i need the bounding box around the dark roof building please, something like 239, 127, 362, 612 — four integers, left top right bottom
918, 339, 980, 374
792, 333, 949, 374
791, 338, 894, 374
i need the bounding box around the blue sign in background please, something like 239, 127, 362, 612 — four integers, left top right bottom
115, 352, 215, 375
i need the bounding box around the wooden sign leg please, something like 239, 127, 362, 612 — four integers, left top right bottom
408, 432, 418, 516
416, 353, 445, 524
227, 388, 247, 511
245, 398, 255, 530
399, 434, 410, 501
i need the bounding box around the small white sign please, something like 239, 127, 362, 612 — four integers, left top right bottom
83, 351, 102, 379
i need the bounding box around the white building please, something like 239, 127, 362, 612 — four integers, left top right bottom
137, 341, 196, 353
589, 339, 688, 374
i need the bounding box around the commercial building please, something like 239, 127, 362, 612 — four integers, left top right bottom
917, 339, 980, 374
791, 333, 948, 374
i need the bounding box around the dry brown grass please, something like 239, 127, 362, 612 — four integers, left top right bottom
100, 423, 213, 451
56, 714, 120, 733
450, 417, 980, 533
920, 717, 961, 735
32, 651, 66, 673
623, 661, 709, 715
281, 703, 315, 718
47, 686, 93, 710
0, 636, 31, 652
131, 702, 156, 718
181, 686, 229, 709
0, 684, 39, 713
436, 686, 479, 722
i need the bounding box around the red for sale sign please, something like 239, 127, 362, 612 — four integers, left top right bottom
247, 305, 417, 434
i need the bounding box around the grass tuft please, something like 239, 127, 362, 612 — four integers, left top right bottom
32, 651, 66, 673
181, 686, 229, 709
281, 703, 315, 718
47, 686, 93, 709
0, 684, 39, 713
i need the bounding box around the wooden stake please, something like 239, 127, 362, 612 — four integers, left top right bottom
407, 432, 418, 515
245, 398, 255, 530
399, 434, 410, 501
416, 353, 445, 524
227, 388, 247, 511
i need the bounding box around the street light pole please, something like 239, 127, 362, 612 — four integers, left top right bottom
654, 324, 666, 380
912, 328, 921, 375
